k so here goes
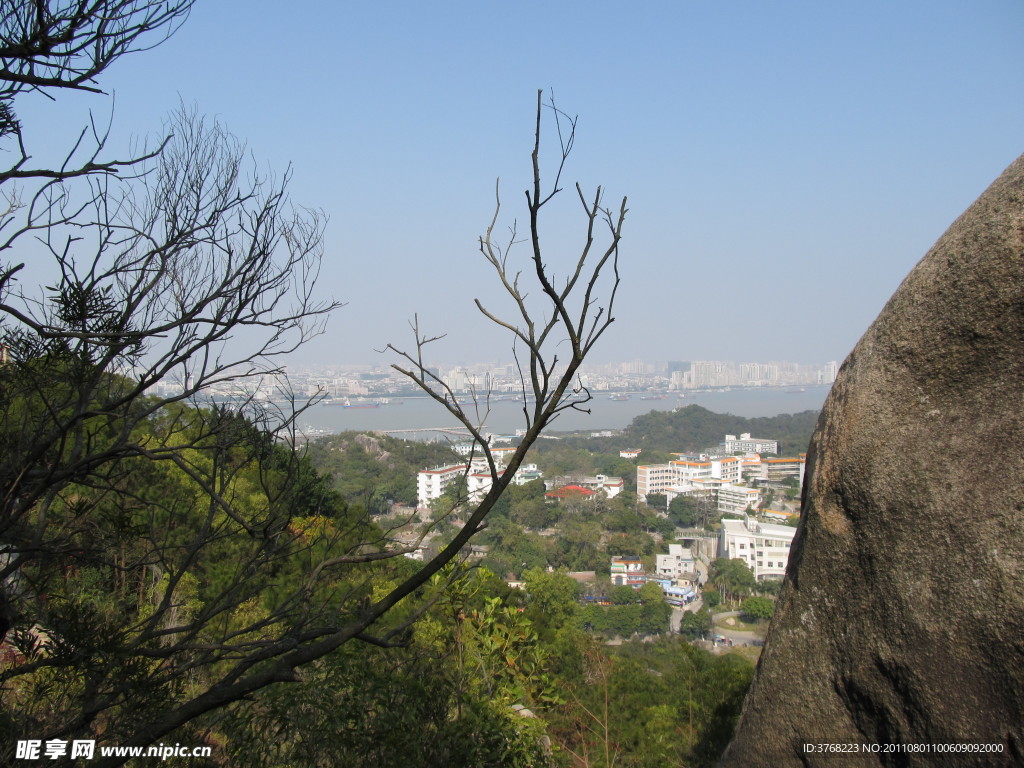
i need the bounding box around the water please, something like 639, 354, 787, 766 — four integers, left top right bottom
300, 385, 831, 437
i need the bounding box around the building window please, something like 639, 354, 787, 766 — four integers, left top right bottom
739, 543, 745, 549
757, 561, 763, 567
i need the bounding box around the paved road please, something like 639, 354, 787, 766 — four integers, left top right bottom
711, 610, 765, 645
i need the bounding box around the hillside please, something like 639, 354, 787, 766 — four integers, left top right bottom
304, 431, 461, 513
565, 404, 820, 457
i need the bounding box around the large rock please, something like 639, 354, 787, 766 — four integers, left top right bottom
721, 155, 1024, 768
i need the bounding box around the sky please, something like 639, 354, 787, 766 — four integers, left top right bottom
13, 0, 1024, 369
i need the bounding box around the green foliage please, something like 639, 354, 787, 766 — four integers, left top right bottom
638, 581, 665, 604
612, 405, 819, 456
610, 584, 640, 605
604, 531, 656, 557
679, 607, 713, 640
222, 569, 557, 768
476, 517, 553, 577
305, 432, 461, 513
754, 577, 783, 596
701, 589, 722, 609
550, 637, 754, 768
740, 596, 775, 621
668, 494, 700, 527
578, 583, 669, 639
529, 441, 597, 477
523, 568, 580, 639
710, 558, 757, 603
645, 492, 667, 511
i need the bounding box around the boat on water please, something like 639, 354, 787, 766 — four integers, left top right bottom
608, 394, 630, 401
344, 398, 380, 409
322, 398, 381, 408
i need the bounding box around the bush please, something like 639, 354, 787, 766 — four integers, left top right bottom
740, 596, 775, 621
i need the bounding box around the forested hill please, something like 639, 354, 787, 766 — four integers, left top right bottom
304, 432, 460, 513
581, 405, 820, 457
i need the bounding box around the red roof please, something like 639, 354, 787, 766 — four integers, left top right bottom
545, 485, 594, 498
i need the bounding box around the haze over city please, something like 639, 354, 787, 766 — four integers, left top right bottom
12, 0, 1023, 367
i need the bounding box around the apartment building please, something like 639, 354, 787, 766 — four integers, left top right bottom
761, 454, 806, 485
638, 450, 757, 514
417, 464, 470, 508
721, 433, 779, 455
719, 515, 796, 580
716, 484, 762, 515
418, 459, 543, 508
655, 543, 696, 580
637, 455, 739, 497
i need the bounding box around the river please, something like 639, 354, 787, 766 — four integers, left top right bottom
298, 385, 832, 438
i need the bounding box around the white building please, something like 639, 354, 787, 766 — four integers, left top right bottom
638, 456, 739, 497
418, 459, 543, 508
512, 463, 543, 486
655, 543, 696, 580
638, 456, 750, 513
721, 433, 778, 455
760, 455, 806, 485
719, 515, 796, 580
417, 463, 470, 508
716, 484, 762, 515
581, 474, 624, 498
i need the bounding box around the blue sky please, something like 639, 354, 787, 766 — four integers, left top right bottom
15, 0, 1024, 368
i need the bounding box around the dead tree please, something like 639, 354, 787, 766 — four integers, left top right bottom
384, 88, 627, 589
0, 23, 626, 757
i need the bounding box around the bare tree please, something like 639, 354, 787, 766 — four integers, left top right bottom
0, 11, 627, 757
0, 2, 194, 240
385, 90, 626, 562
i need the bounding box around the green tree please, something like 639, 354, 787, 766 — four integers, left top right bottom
668, 494, 701, 527
638, 582, 671, 635
523, 567, 580, 639
646, 492, 668, 511
223, 568, 557, 768
740, 596, 775, 621
610, 584, 640, 605
551, 637, 754, 768
710, 558, 757, 604
679, 607, 713, 640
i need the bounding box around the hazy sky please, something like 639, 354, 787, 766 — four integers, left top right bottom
16, 0, 1024, 368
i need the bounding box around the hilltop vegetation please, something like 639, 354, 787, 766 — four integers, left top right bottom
304, 431, 460, 513
572, 404, 820, 456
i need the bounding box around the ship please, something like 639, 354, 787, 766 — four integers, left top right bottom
343, 398, 381, 409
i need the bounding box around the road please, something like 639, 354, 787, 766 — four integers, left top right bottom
711, 610, 764, 645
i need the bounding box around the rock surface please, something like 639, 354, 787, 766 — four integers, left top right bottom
720, 155, 1024, 768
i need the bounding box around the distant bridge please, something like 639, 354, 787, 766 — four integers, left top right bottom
377, 427, 476, 438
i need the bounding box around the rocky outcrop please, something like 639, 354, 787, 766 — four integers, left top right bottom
721, 155, 1024, 767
